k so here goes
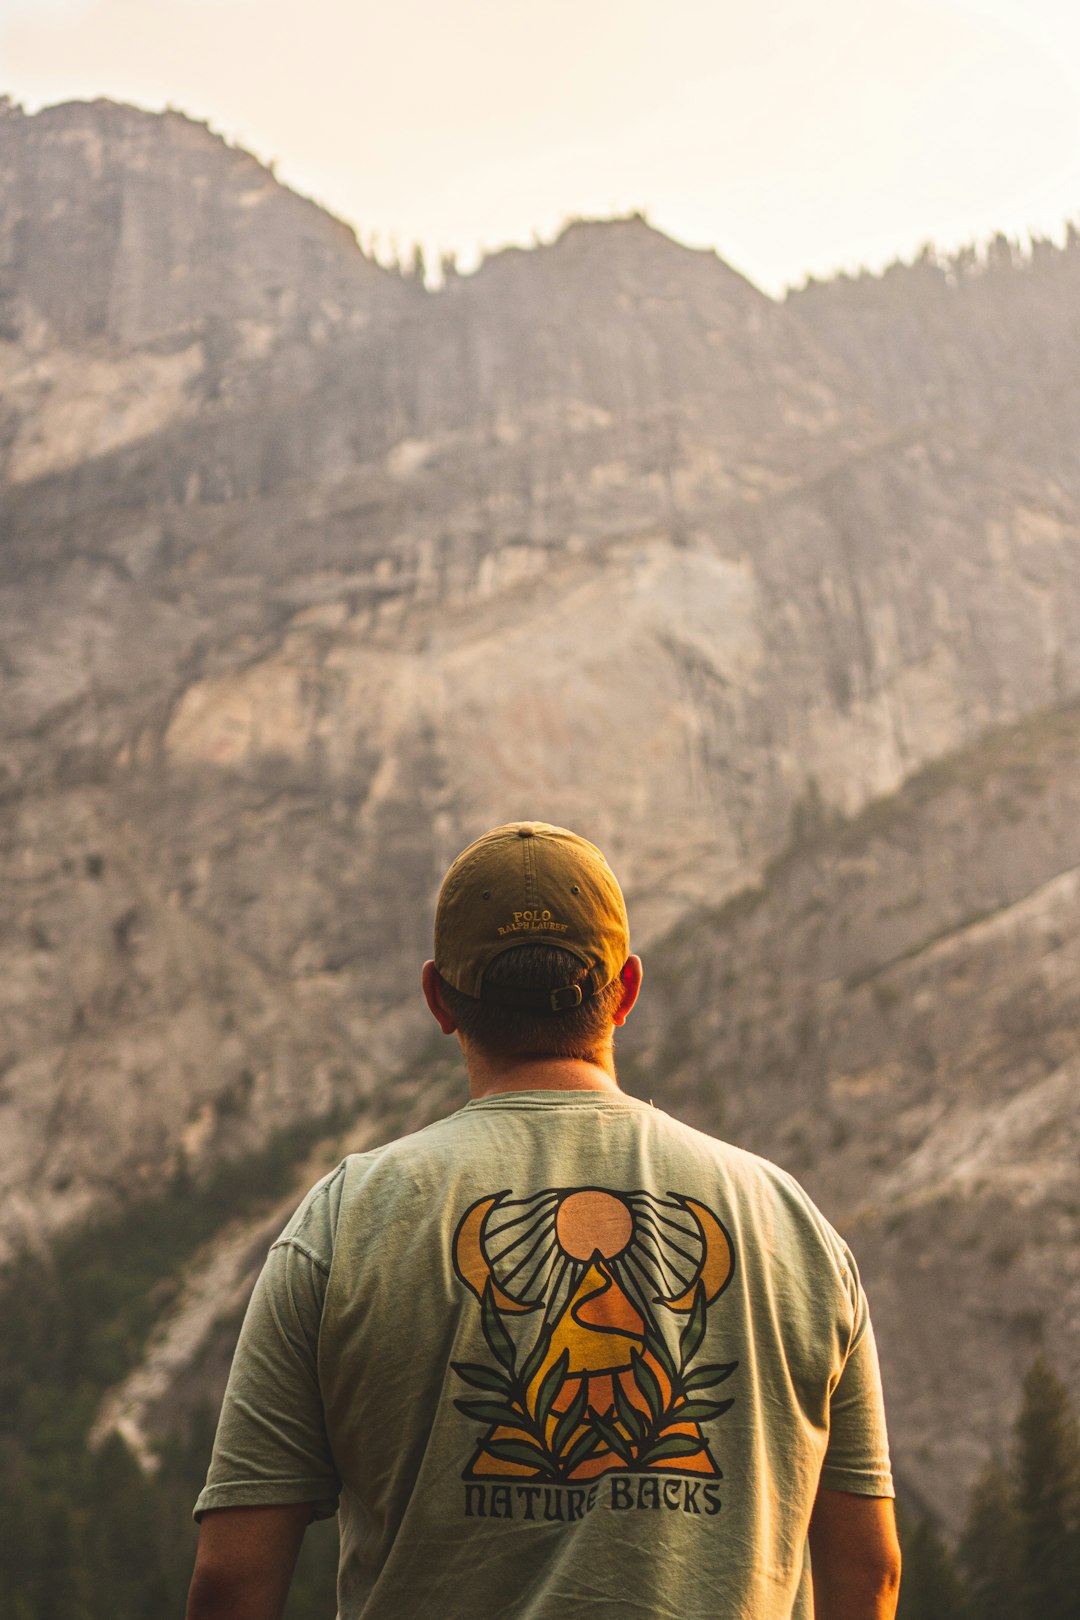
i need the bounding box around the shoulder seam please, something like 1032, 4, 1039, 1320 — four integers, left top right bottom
271, 1235, 332, 1277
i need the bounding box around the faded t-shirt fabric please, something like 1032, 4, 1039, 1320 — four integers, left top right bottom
195, 1090, 893, 1619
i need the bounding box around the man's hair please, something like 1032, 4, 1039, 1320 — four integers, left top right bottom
437, 944, 626, 1063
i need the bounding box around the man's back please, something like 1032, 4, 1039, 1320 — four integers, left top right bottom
189, 822, 898, 1620
199, 1088, 892, 1618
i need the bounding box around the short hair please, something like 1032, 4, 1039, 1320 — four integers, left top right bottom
437, 944, 626, 1063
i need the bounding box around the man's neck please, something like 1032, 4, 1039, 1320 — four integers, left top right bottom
466, 1053, 620, 1100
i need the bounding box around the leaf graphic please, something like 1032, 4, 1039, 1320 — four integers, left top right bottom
679, 1282, 707, 1368
453, 1361, 515, 1396
630, 1349, 664, 1424
613, 1379, 646, 1445
591, 1409, 635, 1464
641, 1432, 707, 1465
518, 1326, 552, 1392
562, 1426, 602, 1475
671, 1397, 735, 1424
682, 1360, 738, 1392
643, 1325, 677, 1383
484, 1438, 549, 1472
481, 1281, 516, 1373
534, 1349, 570, 1435
455, 1398, 527, 1427
552, 1381, 589, 1458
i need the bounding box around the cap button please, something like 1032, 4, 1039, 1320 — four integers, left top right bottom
518, 827, 533, 838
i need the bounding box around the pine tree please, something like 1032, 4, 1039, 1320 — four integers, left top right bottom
1014, 1355, 1080, 1620
37, 1498, 93, 1620
896, 1512, 966, 1620
407, 243, 427, 286
958, 1456, 1023, 1620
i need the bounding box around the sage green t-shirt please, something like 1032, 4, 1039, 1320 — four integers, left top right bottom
196, 1091, 893, 1619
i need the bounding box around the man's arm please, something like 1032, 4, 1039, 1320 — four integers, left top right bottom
808, 1488, 901, 1620
186, 1503, 313, 1620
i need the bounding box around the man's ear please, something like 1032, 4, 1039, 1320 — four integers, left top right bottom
422, 960, 458, 1034
612, 954, 643, 1027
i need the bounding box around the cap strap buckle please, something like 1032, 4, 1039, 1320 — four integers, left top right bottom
548, 984, 584, 1012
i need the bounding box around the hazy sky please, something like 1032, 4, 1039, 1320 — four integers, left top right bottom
1, 0, 1077, 294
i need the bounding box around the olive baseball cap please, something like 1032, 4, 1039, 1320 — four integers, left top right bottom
434, 821, 630, 1012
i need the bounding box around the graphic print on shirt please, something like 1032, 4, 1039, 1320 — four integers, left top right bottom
452, 1187, 737, 1482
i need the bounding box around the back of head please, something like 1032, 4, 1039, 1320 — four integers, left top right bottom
436, 942, 627, 1063
433, 821, 631, 1064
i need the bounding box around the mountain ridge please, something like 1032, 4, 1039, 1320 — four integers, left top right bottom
2, 97, 1079, 1528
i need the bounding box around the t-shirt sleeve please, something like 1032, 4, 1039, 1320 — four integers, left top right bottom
193, 1237, 341, 1522
819, 1248, 895, 1498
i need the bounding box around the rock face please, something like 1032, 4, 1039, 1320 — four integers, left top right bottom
2, 98, 1080, 1520
622, 704, 1080, 1521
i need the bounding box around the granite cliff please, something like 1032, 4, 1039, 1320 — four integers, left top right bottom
2, 98, 1079, 1523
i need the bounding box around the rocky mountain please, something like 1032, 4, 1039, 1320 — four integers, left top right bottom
2, 97, 1079, 1527
623, 703, 1080, 1519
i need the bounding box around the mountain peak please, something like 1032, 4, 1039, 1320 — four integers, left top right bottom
0, 98, 400, 350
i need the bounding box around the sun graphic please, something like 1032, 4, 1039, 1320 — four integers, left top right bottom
452, 1187, 737, 1482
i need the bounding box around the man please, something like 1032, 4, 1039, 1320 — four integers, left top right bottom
187, 821, 900, 1619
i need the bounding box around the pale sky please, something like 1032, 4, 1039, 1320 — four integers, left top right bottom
1, 0, 1078, 294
